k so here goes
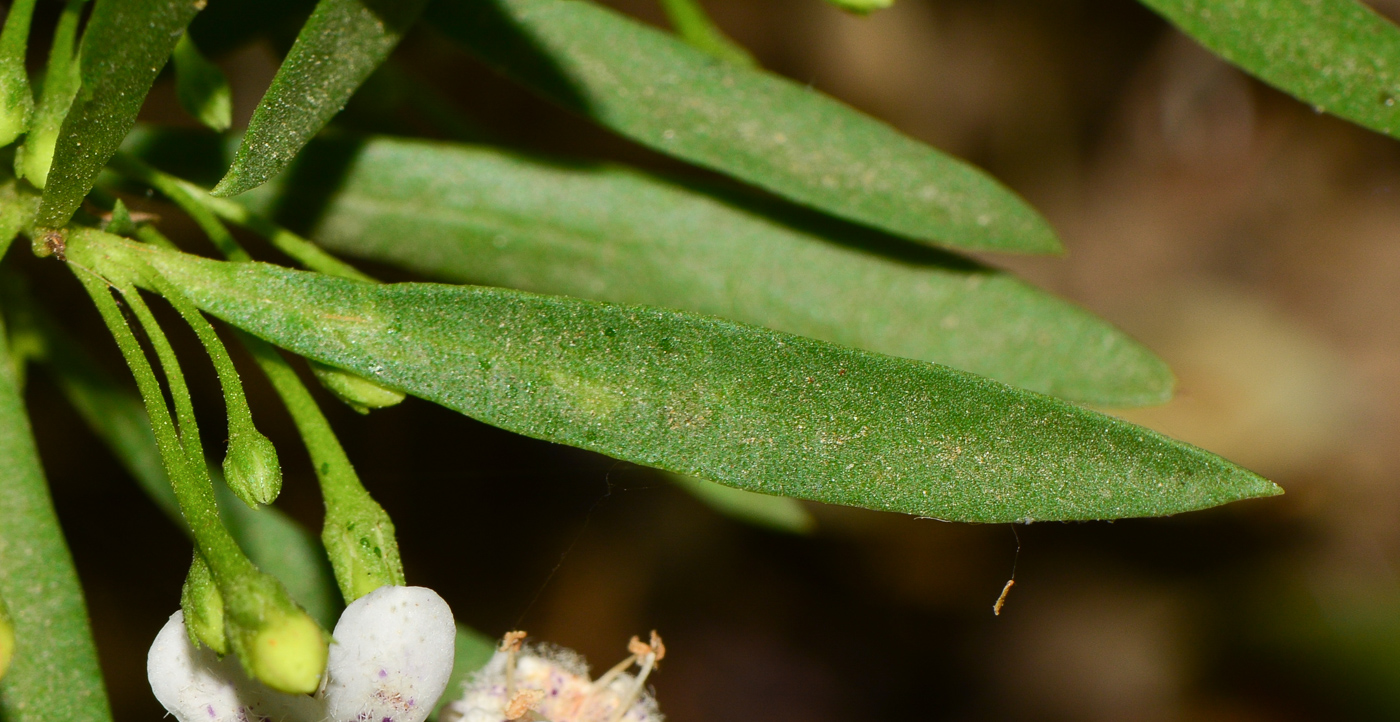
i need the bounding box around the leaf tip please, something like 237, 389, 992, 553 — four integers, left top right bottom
210, 171, 250, 198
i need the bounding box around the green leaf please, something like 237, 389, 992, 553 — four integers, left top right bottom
0, 278, 341, 628
35, 0, 205, 228
0, 178, 36, 248
425, 0, 1061, 255
657, 0, 755, 68
77, 233, 1282, 523
172, 33, 232, 132
253, 137, 1168, 406
15, 0, 85, 189
211, 0, 429, 197
1139, 0, 1400, 139
0, 0, 38, 147
668, 473, 815, 534
0, 278, 112, 721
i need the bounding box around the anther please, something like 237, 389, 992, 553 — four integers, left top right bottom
504, 689, 544, 720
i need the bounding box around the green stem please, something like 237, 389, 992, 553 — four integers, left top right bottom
148, 274, 255, 438
657, 0, 755, 67
0, 273, 111, 722
146, 272, 283, 507
108, 153, 373, 281
236, 329, 403, 603
72, 267, 324, 692
114, 280, 205, 473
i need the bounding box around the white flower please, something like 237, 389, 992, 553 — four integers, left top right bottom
148, 585, 456, 722
440, 630, 665, 722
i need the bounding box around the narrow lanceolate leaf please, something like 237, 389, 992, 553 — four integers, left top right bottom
172, 33, 232, 132
259, 137, 1169, 406
425, 0, 1060, 254
0, 0, 38, 147
78, 235, 1281, 523
0, 179, 37, 247
36, 0, 205, 228
0, 290, 111, 720
211, 0, 429, 197
657, 0, 755, 67
16, 0, 85, 189
1140, 0, 1400, 139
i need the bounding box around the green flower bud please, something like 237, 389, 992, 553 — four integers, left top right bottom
309, 359, 405, 415
0, 590, 15, 681
236, 608, 327, 694
223, 431, 283, 507
180, 554, 228, 655
323, 509, 402, 603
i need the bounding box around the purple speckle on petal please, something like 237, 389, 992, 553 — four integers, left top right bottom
206, 704, 216, 717
379, 668, 388, 679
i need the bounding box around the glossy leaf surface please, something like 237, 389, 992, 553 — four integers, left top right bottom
425, 0, 1060, 254
83, 237, 1282, 523
213, 0, 429, 196
36, 0, 203, 227
0, 275, 111, 721
261, 137, 1169, 406
1141, 0, 1400, 138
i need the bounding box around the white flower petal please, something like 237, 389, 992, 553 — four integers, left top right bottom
147, 610, 324, 722
322, 585, 456, 722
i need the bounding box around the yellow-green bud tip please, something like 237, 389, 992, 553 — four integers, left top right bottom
247, 611, 326, 694
223, 432, 283, 507
0, 600, 14, 680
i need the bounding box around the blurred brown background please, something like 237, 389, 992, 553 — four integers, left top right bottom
14, 0, 1400, 719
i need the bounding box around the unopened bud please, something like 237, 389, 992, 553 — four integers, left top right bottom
323, 510, 402, 603
309, 360, 405, 414
223, 431, 282, 507
0, 590, 15, 680
233, 608, 327, 695
180, 554, 228, 655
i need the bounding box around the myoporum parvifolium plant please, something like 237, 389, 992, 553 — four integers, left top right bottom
5, 0, 1397, 718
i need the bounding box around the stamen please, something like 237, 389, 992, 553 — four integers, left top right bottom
608, 632, 664, 722
501, 630, 526, 698
589, 653, 638, 694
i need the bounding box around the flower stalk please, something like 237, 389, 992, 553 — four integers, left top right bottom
69, 252, 326, 694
